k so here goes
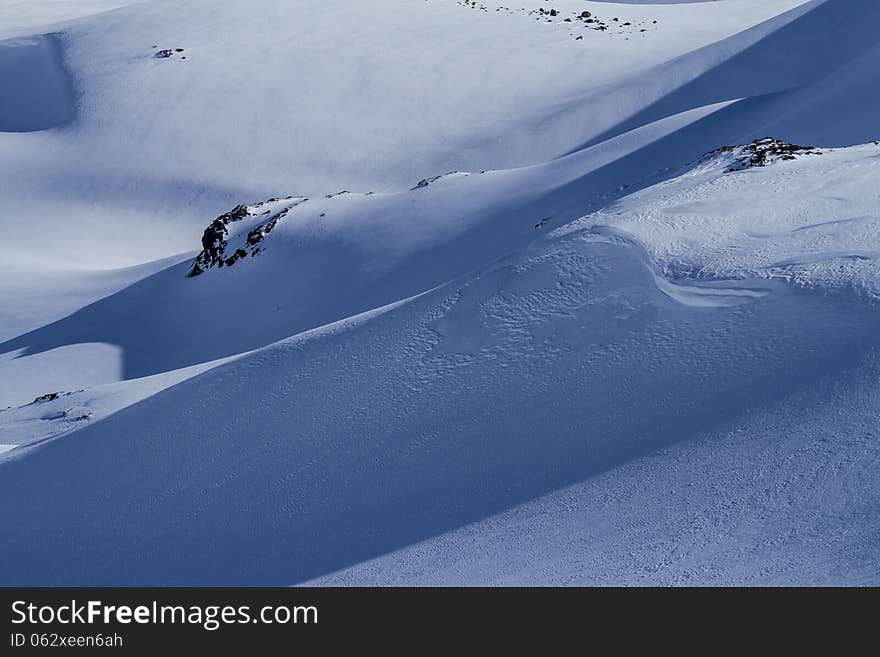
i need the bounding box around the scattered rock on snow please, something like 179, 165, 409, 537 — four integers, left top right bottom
704, 137, 824, 173
411, 171, 470, 190
32, 392, 64, 404
453, 1, 654, 41
154, 48, 185, 59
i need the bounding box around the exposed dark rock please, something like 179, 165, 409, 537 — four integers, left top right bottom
412, 172, 468, 190
413, 175, 442, 190
189, 203, 294, 276
32, 392, 62, 404
190, 204, 251, 276
452, 1, 647, 41
705, 137, 823, 172
154, 48, 185, 59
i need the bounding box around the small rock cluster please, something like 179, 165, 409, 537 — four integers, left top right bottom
452, 1, 658, 41
153, 47, 186, 59
705, 138, 824, 172
411, 171, 470, 190
32, 392, 67, 404
26, 391, 90, 422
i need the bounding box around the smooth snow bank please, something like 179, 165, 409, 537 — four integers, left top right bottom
0, 34, 74, 132
0, 356, 229, 454
0, 1, 137, 39
752, 42, 880, 147
314, 347, 880, 586
0, 254, 189, 407
1, 230, 878, 585
567, 0, 880, 152
0, 254, 187, 343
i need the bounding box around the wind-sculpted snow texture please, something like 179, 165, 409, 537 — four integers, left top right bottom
574, 141, 880, 299
3, 0, 880, 586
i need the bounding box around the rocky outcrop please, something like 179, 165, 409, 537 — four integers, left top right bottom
189, 199, 302, 276
704, 137, 824, 172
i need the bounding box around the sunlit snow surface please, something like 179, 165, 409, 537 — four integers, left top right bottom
2, 0, 880, 585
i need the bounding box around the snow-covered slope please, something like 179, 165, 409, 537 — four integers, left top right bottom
314, 345, 880, 586
310, 140, 880, 586
3, 159, 880, 583
2, 0, 880, 585
0, 0, 812, 267
0, 1, 136, 40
